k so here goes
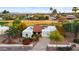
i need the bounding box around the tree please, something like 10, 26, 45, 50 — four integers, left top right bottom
56, 25, 65, 37
50, 7, 53, 16
49, 30, 64, 44
50, 7, 53, 12
6, 26, 19, 39
73, 20, 79, 38
72, 7, 79, 13
53, 9, 57, 14
0, 22, 8, 26
2, 10, 9, 14
4, 18, 23, 44
2, 14, 14, 20
5, 18, 22, 41
12, 18, 21, 28
63, 19, 79, 38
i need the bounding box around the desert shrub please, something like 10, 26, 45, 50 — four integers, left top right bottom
56, 47, 72, 51
49, 30, 64, 42
45, 16, 49, 20
73, 39, 79, 43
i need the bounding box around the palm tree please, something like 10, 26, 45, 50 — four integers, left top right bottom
50, 7, 53, 12
72, 7, 79, 13
50, 7, 53, 16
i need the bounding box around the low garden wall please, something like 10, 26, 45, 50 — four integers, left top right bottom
0, 44, 33, 51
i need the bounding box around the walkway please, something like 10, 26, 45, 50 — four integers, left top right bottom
31, 37, 49, 51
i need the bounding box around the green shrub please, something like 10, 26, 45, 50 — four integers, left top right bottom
0, 22, 9, 26
49, 31, 64, 42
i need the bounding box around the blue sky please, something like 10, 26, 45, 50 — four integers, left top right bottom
0, 7, 73, 13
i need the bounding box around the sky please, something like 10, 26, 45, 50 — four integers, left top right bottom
0, 7, 74, 13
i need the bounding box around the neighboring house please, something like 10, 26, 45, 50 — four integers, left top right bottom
50, 16, 56, 20
25, 15, 32, 19
0, 17, 3, 20
0, 26, 9, 34
66, 15, 76, 20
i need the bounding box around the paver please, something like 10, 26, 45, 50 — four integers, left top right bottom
31, 37, 49, 51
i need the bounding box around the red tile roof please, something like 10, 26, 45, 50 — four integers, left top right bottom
33, 25, 42, 32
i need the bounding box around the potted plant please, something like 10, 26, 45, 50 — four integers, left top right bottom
22, 37, 33, 45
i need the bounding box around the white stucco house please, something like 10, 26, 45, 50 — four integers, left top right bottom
22, 26, 57, 38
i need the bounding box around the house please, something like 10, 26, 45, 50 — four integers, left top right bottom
50, 16, 56, 20
22, 26, 33, 38
0, 26, 9, 34
0, 17, 3, 20
22, 25, 57, 38
66, 15, 76, 20
33, 25, 42, 35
